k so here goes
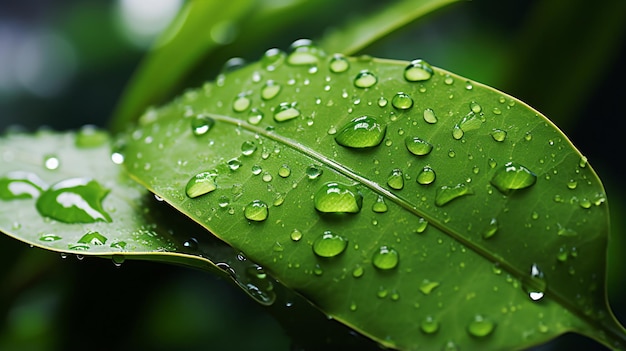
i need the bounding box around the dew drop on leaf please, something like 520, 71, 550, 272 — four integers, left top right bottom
227, 158, 242, 171
273, 102, 301, 122
377, 97, 388, 107
372, 195, 388, 213
417, 166, 436, 185
415, 217, 428, 233
403, 59, 434, 82
247, 108, 264, 125
39, 233, 62, 242
490, 129, 507, 142
286, 38, 322, 66
314, 182, 362, 213
483, 218, 498, 239
185, 171, 217, 198
419, 279, 440, 295
523, 263, 547, 301
183, 237, 199, 250
261, 80, 281, 100
290, 229, 302, 242
278, 164, 291, 178
435, 183, 473, 207
36, 178, 112, 223
452, 125, 464, 140
490, 162, 537, 195
312, 231, 348, 258
243, 200, 269, 222
232, 94, 251, 112
405, 136, 433, 156
261, 48, 286, 71
0, 171, 47, 200
352, 264, 364, 278
191, 114, 215, 136
306, 165, 323, 179
469, 101, 482, 113
420, 315, 440, 334
467, 315, 496, 337
44, 155, 60, 170
372, 245, 399, 270
354, 70, 377, 88
387, 169, 404, 190
391, 92, 413, 110
335, 116, 386, 148
329, 54, 350, 73
241, 140, 257, 156
423, 108, 438, 124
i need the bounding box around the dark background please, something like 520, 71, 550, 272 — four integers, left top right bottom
1, 0, 624, 350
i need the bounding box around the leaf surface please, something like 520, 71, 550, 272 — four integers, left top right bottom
120, 49, 625, 349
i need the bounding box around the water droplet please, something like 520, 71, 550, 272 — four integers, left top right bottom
490, 129, 507, 142
78, 231, 107, 246
442, 340, 459, 351
306, 165, 323, 179
354, 70, 377, 88
469, 101, 482, 113
75, 125, 108, 148
492, 107, 502, 115
312, 231, 348, 258
352, 265, 364, 278
435, 183, 473, 207
483, 218, 498, 239
567, 179, 577, 190
232, 94, 251, 112
314, 182, 362, 213
335, 116, 386, 148
227, 158, 242, 171
377, 97, 388, 107
290, 229, 302, 242
244, 200, 269, 222
405, 137, 433, 156
251, 165, 263, 176
36, 178, 112, 223
44, 155, 60, 170
183, 237, 199, 250
247, 108, 264, 125
273, 102, 301, 122
467, 315, 496, 337
452, 125, 464, 140
191, 114, 215, 136
278, 165, 291, 178
287, 39, 323, 66
39, 233, 62, 242
404, 59, 434, 81
261, 80, 281, 100
419, 280, 440, 295
372, 246, 399, 270
423, 108, 438, 124
523, 263, 546, 301
262, 172, 273, 182
391, 92, 413, 110
329, 54, 350, 73
387, 169, 404, 190
372, 195, 388, 213
579, 156, 588, 168
490, 162, 537, 195
241, 141, 257, 156
185, 171, 217, 198
112, 255, 125, 267
261, 48, 286, 71
0, 171, 47, 200
218, 196, 230, 208
417, 166, 436, 185
420, 316, 439, 334
415, 217, 428, 233
458, 112, 482, 132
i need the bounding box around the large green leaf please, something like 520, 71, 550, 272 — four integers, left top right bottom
121, 48, 625, 350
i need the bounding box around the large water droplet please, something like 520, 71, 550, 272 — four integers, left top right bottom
306, 165, 323, 179
185, 171, 217, 198
247, 108, 264, 125
417, 166, 436, 185
335, 116, 386, 148
329, 54, 350, 73
353, 70, 377, 88
372, 195, 388, 213
278, 164, 291, 178
387, 169, 404, 190
314, 182, 362, 213
261, 80, 281, 100
435, 183, 473, 206
287, 39, 323, 66
420, 316, 439, 334
490, 162, 537, 195
241, 140, 257, 156
0, 171, 47, 200
36, 178, 112, 223
405, 137, 433, 156
404, 59, 434, 81
232, 94, 251, 112
490, 129, 507, 142
290, 229, 302, 242
391, 92, 413, 110
423, 108, 438, 124
244, 200, 269, 222
273, 102, 301, 122
523, 263, 546, 301
467, 315, 496, 337
312, 231, 348, 258
191, 114, 215, 136
227, 158, 242, 171
372, 246, 399, 270
261, 48, 286, 71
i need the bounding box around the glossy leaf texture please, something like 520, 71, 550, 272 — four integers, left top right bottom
121, 47, 625, 350
0, 130, 287, 304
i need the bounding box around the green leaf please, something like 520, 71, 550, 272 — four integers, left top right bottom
121, 49, 625, 350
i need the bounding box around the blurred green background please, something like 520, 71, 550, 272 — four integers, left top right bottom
0, 0, 624, 350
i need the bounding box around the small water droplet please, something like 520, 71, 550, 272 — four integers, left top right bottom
490, 129, 507, 142
251, 165, 263, 176
420, 315, 439, 334
185, 171, 217, 198
262, 172, 273, 182
232, 94, 251, 112
261, 48, 286, 71
306, 165, 323, 179
490, 162, 537, 194
183, 237, 199, 250
419, 279, 440, 295
241, 140, 257, 156
422, 108, 438, 124
335, 116, 386, 148
227, 158, 242, 171
467, 315, 496, 337
278, 165, 291, 178
452, 125, 464, 140
567, 179, 577, 190
247, 108, 264, 125
415, 217, 428, 233
314, 182, 362, 213
261, 80, 281, 100
244, 200, 269, 222
39, 233, 62, 242
417, 166, 436, 185
391, 92, 413, 110
273, 102, 301, 122
435, 183, 473, 207
352, 265, 364, 278
44, 155, 60, 170
191, 114, 215, 136
377, 97, 388, 107
329, 54, 350, 73
218, 196, 230, 208
312, 231, 348, 258
387, 169, 404, 190
287, 38, 323, 66
290, 229, 302, 242
404, 59, 434, 81
354, 70, 377, 88
469, 101, 482, 113
523, 263, 546, 301
36, 178, 112, 223
0, 171, 47, 200
372, 195, 388, 213
372, 246, 399, 270
405, 136, 433, 156
483, 218, 498, 239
